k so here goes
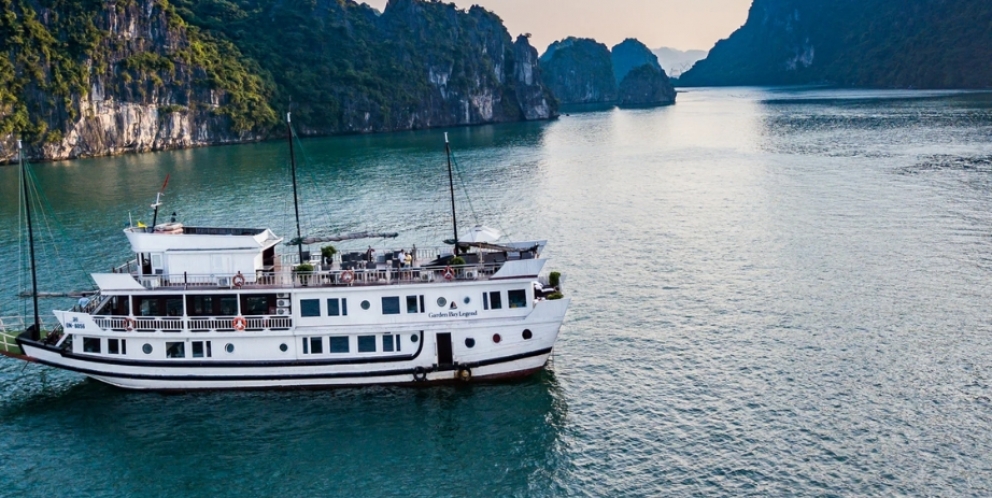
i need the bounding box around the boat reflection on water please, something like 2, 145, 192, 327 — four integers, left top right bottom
0, 369, 570, 497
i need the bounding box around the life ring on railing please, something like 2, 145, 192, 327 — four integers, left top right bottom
124, 317, 136, 331
442, 266, 455, 281
232, 273, 246, 288
340, 270, 356, 285
413, 366, 428, 383
232, 316, 247, 331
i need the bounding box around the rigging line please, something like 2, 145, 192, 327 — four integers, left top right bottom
452, 156, 513, 240
293, 131, 335, 235
449, 153, 481, 226
25, 164, 90, 283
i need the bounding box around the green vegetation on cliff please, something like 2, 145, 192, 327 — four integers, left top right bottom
0, 0, 276, 144
680, 0, 992, 88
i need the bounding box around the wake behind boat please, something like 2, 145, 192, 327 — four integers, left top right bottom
1, 117, 570, 390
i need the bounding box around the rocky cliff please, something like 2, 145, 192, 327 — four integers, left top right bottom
1, 0, 557, 163
0, 0, 275, 163
679, 0, 992, 88
611, 39, 676, 107
618, 66, 677, 108
539, 38, 617, 105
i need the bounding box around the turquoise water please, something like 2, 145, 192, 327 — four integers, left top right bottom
3, 87, 992, 496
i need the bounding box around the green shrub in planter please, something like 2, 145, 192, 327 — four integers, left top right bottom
295, 263, 314, 273
320, 245, 338, 260
450, 256, 466, 266
547, 292, 564, 300
549, 271, 561, 288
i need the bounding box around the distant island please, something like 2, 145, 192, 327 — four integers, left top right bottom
651, 48, 708, 79
539, 37, 676, 108
0, 0, 556, 163
679, 0, 992, 88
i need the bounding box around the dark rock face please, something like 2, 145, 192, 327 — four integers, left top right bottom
539, 38, 618, 105
679, 0, 992, 88
611, 39, 676, 107
618, 65, 677, 107
611, 39, 662, 83
1, 0, 557, 163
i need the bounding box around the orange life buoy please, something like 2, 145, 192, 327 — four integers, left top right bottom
443, 266, 455, 281
232, 273, 246, 288
232, 316, 247, 331
340, 270, 355, 284
124, 317, 136, 331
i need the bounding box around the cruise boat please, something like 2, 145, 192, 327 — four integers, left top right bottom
1, 121, 570, 390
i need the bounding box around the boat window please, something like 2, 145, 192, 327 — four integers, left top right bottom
383, 335, 394, 352
508, 290, 527, 309
406, 296, 421, 314
382, 297, 400, 315
310, 337, 323, 354
360, 300, 370, 310
192, 341, 211, 358
327, 298, 347, 316
241, 294, 276, 316
300, 299, 320, 317
219, 296, 238, 316
166, 342, 185, 358
187, 295, 215, 316
142, 344, 153, 354
165, 297, 183, 317
83, 337, 101, 353
486, 291, 502, 310
97, 296, 131, 316
358, 335, 376, 353
108, 338, 122, 355
302, 337, 309, 354
329, 337, 349, 353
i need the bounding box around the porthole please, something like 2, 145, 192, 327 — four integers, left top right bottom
225, 343, 235, 354
463, 296, 471, 305
523, 329, 533, 340
411, 333, 419, 343
437, 297, 447, 307
361, 300, 371, 310
493, 333, 501, 344
465, 338, 476, 348
279, 343, 288, 352
142, 343, 153, 355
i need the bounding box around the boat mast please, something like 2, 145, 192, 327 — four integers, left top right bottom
19, 140, 40, 340
445, 132, 459, 255
287, 112, 304, 265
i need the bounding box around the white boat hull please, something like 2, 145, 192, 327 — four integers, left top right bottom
18, 299, 568, 391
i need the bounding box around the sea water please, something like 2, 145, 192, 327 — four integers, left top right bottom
2, 87, 992, 496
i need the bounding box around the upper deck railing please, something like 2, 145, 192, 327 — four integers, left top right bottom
134, 262, 504, 291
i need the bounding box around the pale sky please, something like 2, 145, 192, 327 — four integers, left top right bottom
362, 0, 752, 53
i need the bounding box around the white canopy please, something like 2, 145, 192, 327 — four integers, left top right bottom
91, 273, 146, 291
460, 225, 502, 243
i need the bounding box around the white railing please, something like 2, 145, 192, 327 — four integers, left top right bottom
126, 263, 502, 291
90, 315, 293, 333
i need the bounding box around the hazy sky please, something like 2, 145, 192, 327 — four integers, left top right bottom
363, 0, 752, 53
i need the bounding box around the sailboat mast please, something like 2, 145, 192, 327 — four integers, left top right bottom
19, 140, 40, 340
445, 132, 459, 255
287, 112, 304, 265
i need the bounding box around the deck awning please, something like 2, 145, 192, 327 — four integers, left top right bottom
91, 273, 146, 291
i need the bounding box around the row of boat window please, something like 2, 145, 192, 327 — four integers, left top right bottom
298, 290, 528, 318
79, 335, 411, 358
301, 334, 407, 355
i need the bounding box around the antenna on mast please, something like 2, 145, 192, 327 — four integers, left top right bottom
150, 174, 170, 231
